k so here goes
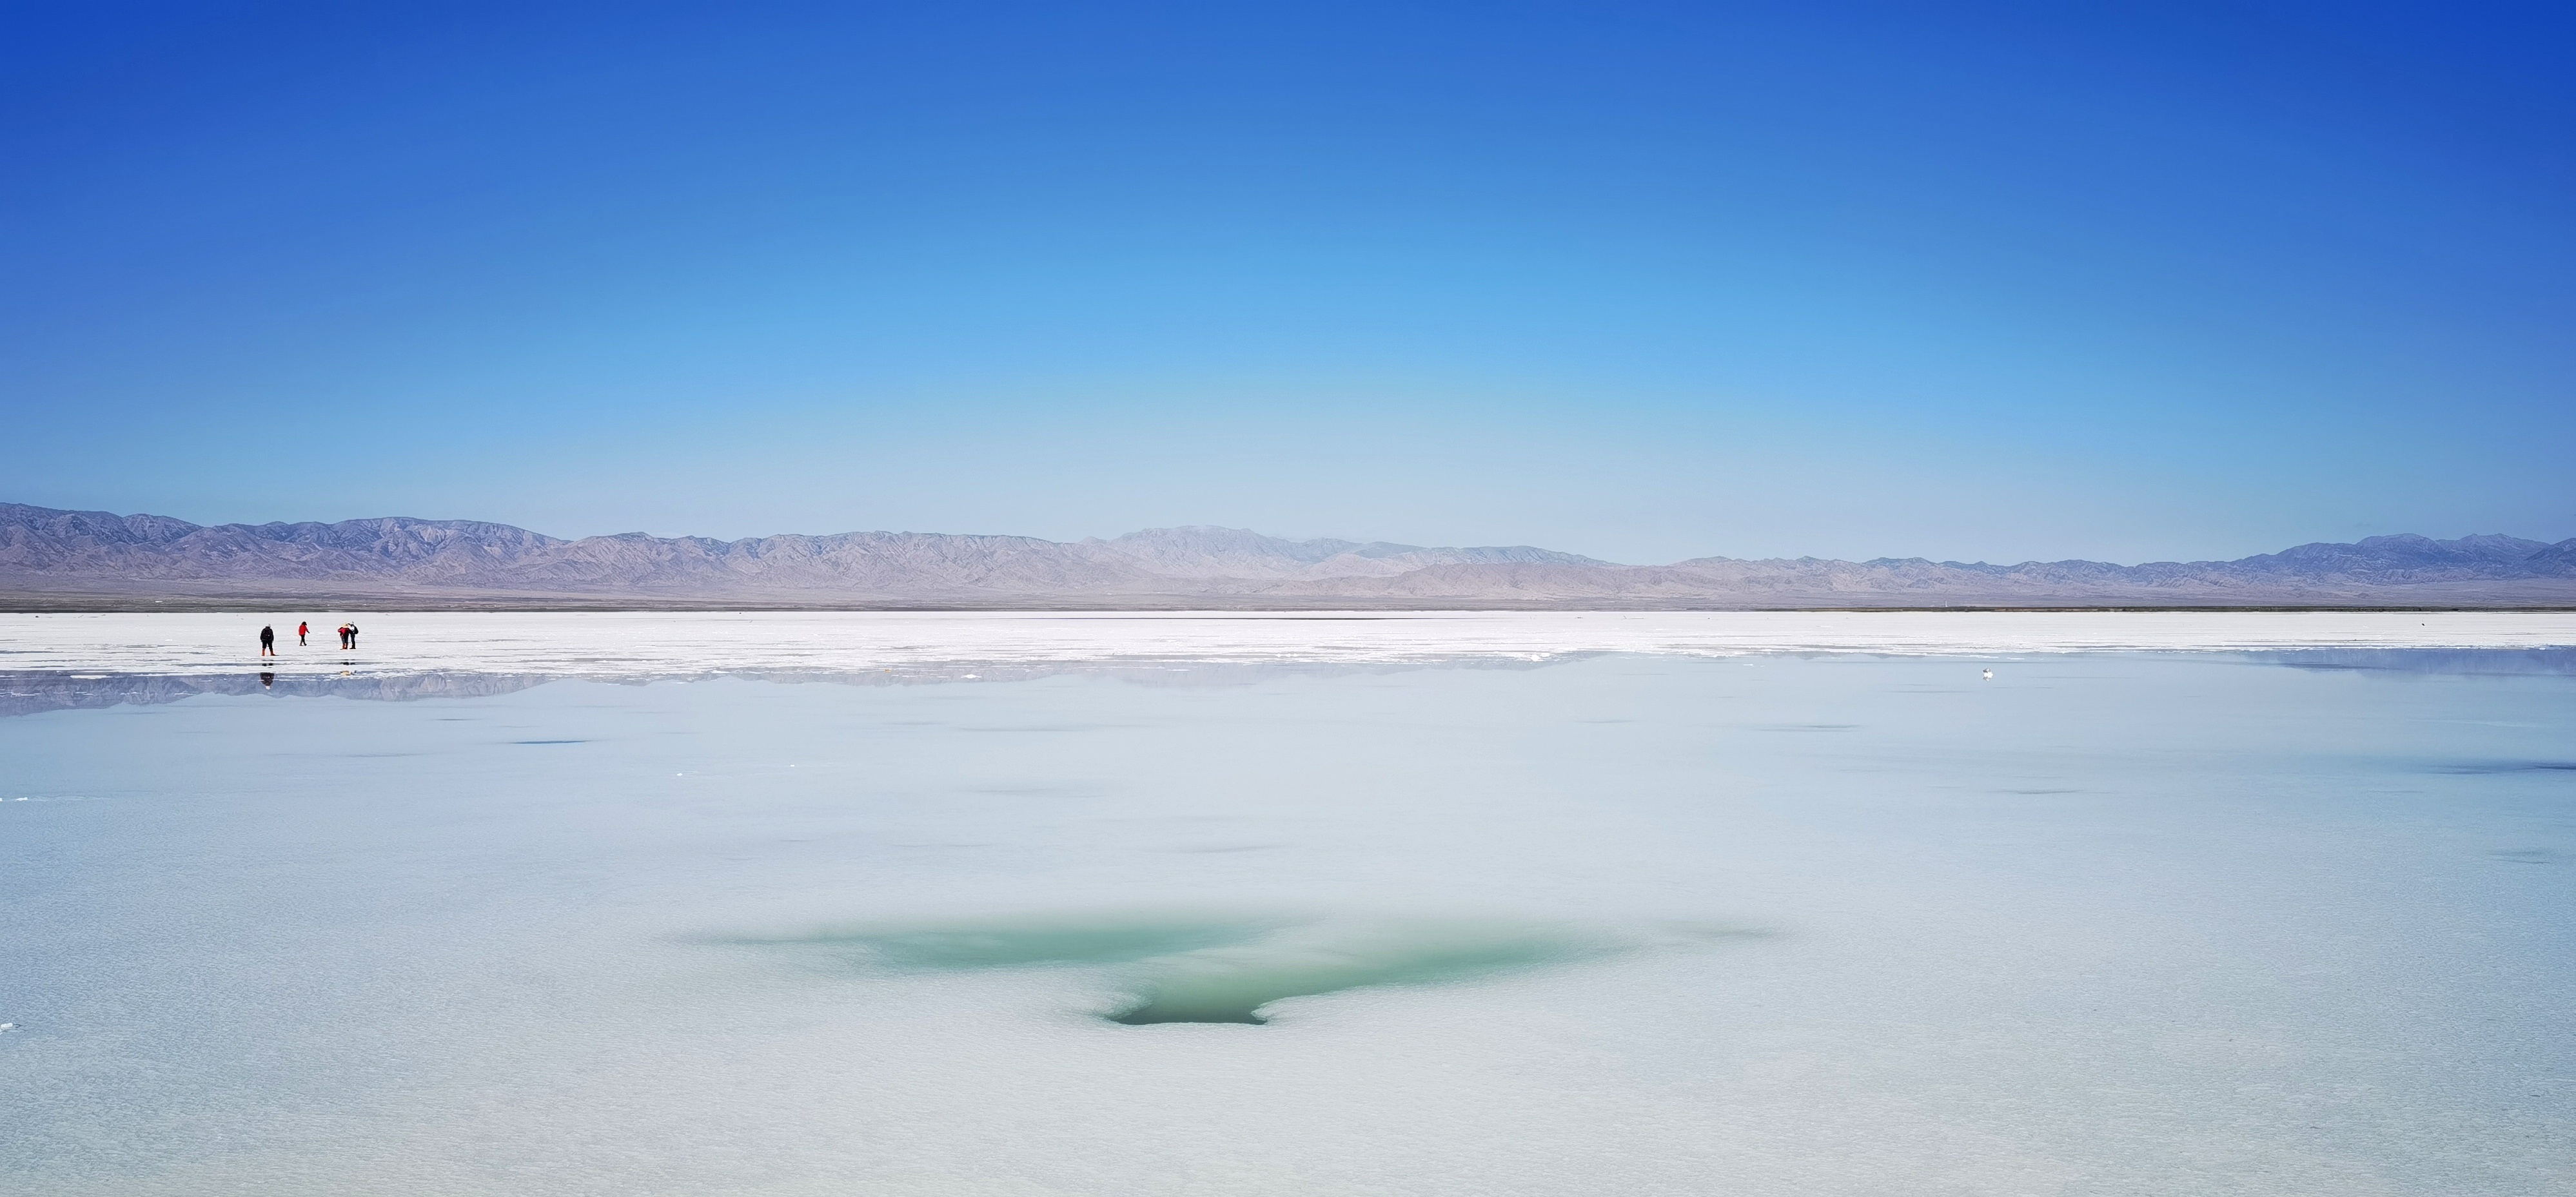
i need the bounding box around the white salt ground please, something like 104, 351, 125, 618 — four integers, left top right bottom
4, 609, 2574, 679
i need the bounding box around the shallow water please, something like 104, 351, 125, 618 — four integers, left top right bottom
2, 647, 2572, 1194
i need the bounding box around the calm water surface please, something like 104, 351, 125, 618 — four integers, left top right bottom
3, 652, 2571, 1195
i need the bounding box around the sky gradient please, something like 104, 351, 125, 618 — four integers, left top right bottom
5, 2, 2571, 565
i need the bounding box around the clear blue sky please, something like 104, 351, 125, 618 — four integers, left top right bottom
4, 2, 2570, 564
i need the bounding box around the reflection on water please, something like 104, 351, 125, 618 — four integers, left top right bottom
2265, 647, 2576, 675
8, 647, 2575, 719
2430, 761, 2576, 774
0, 660, 1549, 718
0, 670, 556, 717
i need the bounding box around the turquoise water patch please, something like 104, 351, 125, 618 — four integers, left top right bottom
729, 911, 1285, 970
1106, 919, 1623, 1026
725, 912, 1740, 1025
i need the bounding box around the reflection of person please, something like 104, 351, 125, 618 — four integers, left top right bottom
297, 621, 309, 646
259, 625, 275, 657
261, 671, 274, 688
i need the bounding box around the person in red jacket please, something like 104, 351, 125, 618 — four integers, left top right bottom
297, 621, 309, 646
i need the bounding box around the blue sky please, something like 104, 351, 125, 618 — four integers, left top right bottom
3, 2, 2570, 564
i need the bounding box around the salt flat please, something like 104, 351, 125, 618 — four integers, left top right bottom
6, 609, 2575, 680
6, 612, 2575, 1196
5, 648, 2571, 1196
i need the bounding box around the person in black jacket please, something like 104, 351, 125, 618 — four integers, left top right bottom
259, 625, 275, 657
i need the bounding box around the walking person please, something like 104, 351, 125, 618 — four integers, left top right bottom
297, 621, 309, 646
259, 625, 276, 657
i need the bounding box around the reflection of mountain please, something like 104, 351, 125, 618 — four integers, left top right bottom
10, 647, 2563, 718
2263, 647, 2576, 676
7, 503, 2575, 608
0, 671, 559, 718
0, 658, 1567, 717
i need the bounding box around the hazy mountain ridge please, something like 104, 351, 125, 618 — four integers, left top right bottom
4, 503, 2571, 608
1085, 525, 1609, 579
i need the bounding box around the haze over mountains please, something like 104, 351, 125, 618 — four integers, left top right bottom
4, 502, 2572, 609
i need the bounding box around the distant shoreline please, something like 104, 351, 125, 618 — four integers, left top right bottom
8, 593, 2574, 614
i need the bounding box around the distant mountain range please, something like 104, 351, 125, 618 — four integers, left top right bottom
4, 502, 2571, 609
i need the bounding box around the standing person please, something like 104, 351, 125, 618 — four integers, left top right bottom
346, 622, 359, 650
297, 621, 309, 646
337, 623, 351, 649
259, 625, 275, 657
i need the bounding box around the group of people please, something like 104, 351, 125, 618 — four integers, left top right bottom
256, 620, 360, 657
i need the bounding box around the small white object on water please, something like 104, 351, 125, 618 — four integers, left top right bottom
1981, 669, 1994, 680
0, 1022, 17, 1032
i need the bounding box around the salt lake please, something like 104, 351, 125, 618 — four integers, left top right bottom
3, 613, 2571, 1194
